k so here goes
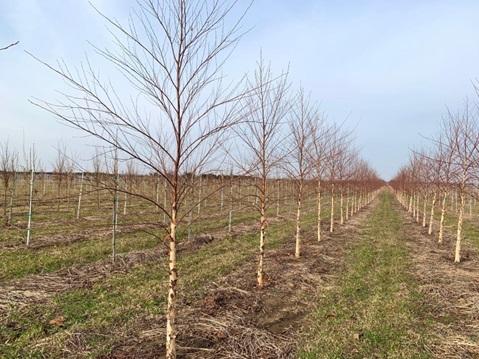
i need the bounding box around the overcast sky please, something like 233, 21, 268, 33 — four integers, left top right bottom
1, 0, 479, 179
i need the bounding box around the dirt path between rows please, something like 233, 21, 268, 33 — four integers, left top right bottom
394, 196, 479, 358
106, 199, 378, 358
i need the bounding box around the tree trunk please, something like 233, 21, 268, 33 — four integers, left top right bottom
454, 192, 464, 263
428, 192, 436, 235
345, 189, 349, 222
276, 180, 280, 216
294, 182, 303, 258
166, 207, 178, 359
257, 202, 266, 287
422, 193, 427, 227
112, 159, 119, 263
26, 169, 34, 246
330, 184, 335, 233
438, 191, 447, 244
317, 180, 322, 241
415, 194, 420, 223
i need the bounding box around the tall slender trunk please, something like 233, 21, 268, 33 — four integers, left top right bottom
228, 177, 233, 234
26, 169, 34, 246
257, 197, 266, 287
317, 179, 321, 241
422, 193, 427, 227
345, 189, 349, 221
455, 191, 465, 263
294, 181, 303, 258
415, 194, 420, 223
76, 172, 84, 220
438, 191, 447, 244
166, 206, 178, 358
428, 192, 436, 235
112, 157, 119, 263
330, 184, 335, 233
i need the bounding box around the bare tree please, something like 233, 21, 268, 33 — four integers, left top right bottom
434, 133, 455, 244
325, 128, 350, 233
25, 145, 38, 246
286, 89, 313, 258
234, 55, 289, 287
32, 1, 250, 356
446, 107, 479, 262
309, 117, 333, 242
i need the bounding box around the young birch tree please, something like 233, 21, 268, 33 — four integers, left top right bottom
309, 116, 333, 242
446, 109, 479, 263
32, 1, 249, 357
287, 89, 313, 258
234, 56, 289, 287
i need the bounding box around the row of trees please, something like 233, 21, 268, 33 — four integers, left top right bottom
391, 102, 479, 263
5, 0, 382, 357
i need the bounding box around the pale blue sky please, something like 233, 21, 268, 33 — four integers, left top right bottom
1, 0, 479, 178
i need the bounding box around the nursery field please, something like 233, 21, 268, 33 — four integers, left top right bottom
3, 0, 479, 358
1, 185, 479, 358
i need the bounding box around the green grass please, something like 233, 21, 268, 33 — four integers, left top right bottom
0, 208, 272, 281
299, 191, 431, 359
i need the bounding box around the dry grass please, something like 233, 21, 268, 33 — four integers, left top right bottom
399, 203, 479, 358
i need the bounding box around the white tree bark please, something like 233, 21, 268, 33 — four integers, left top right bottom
438, 191, 447, 244
26, 168, 34, 246
428, 192, 436, 235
